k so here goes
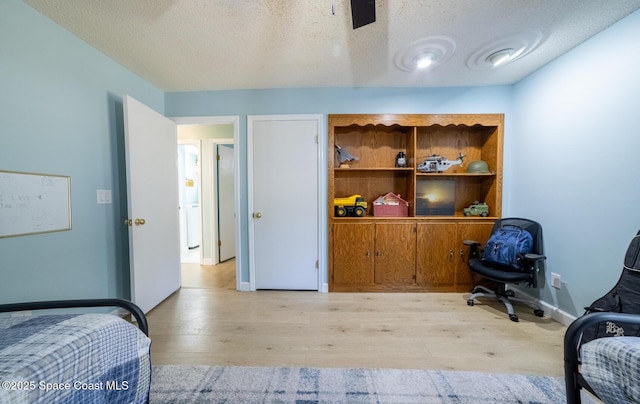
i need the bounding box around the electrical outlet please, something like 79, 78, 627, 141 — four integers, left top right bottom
551, 273, 562, 289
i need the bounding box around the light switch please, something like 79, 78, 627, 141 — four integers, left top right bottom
97, 189, 112, 204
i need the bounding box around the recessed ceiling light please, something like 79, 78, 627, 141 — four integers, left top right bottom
416, 53, 436, 69
466, 31, 544, 71
486, 49, 515, 67
394, 36, 456, 72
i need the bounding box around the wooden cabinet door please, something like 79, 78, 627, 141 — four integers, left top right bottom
333, 223, 374, 284
374, 223, 416, 284
456, 222, 495, 290
416, 222, 457, 286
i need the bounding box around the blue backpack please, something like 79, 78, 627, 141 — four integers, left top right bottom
482, 225, 533, 271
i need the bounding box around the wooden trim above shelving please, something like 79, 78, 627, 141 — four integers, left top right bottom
328, 113, 504, 128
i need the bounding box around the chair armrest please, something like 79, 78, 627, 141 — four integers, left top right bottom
524, 253, 546, 261
462, 240, 482, 258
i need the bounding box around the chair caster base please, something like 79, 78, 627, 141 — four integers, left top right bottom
467, 299, 474, 306
509, 314, 519, 322
534, 309, 544, 317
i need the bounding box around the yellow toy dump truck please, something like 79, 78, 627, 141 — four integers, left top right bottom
334, 194, 367, 217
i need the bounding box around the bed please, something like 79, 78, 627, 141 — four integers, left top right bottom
0, 299, 151, 404
564, 311, 640, 404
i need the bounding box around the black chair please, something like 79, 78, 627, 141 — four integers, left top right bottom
463, 217, 546, 322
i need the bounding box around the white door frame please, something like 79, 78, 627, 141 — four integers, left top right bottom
172, 116, 242, 291
209, 138, 234, 265
247, 114, 326, 292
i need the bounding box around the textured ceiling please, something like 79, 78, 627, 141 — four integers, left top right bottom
23, 0, 640, 92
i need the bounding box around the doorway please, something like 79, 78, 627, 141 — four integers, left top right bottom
172, 116, 241, 290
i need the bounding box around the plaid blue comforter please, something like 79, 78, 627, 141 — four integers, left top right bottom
581, 336, 640, 403
0, 313, 151, 404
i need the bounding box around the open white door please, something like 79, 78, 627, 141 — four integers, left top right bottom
123, 95, 181, 314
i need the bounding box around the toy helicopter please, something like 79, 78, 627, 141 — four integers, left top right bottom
417, 152, 466, 173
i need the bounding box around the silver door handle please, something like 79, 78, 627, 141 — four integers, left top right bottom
253, 212, 262, 219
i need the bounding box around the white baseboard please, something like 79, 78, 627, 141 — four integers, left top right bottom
236, 282, 327, 292
202, 258, 214, 266
538, 300, 577, 327
511, 289, 577, 326
237, 281, 252, 292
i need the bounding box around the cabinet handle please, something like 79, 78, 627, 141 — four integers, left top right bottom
366, 251, 370, 258
377, 251, 381, 257
449, 249, 453, 258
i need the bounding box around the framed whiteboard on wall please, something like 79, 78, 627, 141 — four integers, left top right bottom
0, 170, 71, 238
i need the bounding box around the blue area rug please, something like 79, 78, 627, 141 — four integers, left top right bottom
150, 365, 597, 403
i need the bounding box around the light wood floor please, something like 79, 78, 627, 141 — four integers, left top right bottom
146, 260, 567, 377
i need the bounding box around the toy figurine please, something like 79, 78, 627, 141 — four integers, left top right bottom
335, 144, 359, 167
463, 201, 489, 217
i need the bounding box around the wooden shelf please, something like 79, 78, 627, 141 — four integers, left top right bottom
335, 167, 414, 171
415, 172, 496, 177
328, 113, 504, 293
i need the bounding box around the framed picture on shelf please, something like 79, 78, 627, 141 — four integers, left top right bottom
416, 179, 455, 216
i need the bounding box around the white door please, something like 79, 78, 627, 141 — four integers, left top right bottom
123, 95, 181, 314
249, 115, 320, 290
217, 143, 235, 261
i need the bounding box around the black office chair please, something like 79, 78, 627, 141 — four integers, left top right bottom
464, 217, 546, 322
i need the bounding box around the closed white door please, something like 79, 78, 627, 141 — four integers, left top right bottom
217, 143, 236, 262
249, 115, 320, 290
123, 95, 181, 313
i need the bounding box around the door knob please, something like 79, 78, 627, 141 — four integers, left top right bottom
253, 212, 263, 219
124, 219, 132, 226
135, 218, 146, 225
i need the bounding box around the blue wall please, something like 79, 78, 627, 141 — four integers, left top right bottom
165, 87, 514, 287
0, 0, 164, 303
511, 9, 640, 316
4, 0, 639, 319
